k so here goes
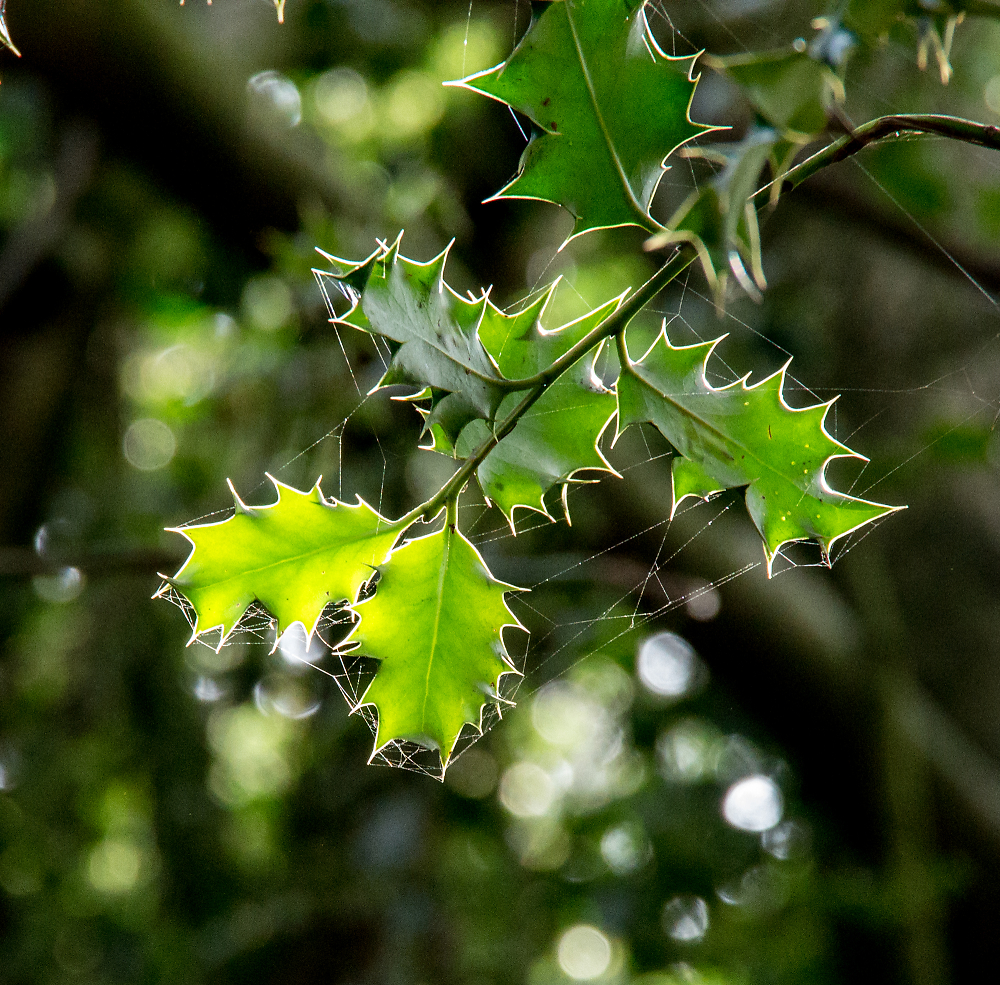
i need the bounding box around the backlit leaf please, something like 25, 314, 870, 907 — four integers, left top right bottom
705, 48, 837, 136
650, 126, 777, 310
315, 236, 507, 434
452, 0, 717, 242
348, 522, 523, 769
320, 239, 626, 522
617, 331, 901, 573
456, 285, 622, 525
165, 477, 400, 646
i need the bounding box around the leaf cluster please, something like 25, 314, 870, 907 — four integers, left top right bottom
161, 0, 986, 775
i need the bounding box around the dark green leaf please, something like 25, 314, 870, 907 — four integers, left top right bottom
457, 287, 622, 524
452, 0, 716, 241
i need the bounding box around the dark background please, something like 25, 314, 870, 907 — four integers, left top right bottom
3, 1, 1000, 983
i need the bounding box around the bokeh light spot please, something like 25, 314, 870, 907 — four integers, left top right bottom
123, 418, 176, 471
600, 821, 651, 875
87, 838, 143, 895
314, 67, 370, 127
499, 761, 554, 817
722, 775, 783, 832
986, 75, 1000, 115
636, 631, 702, 699
662, 895, 709, 942
32, 566, 85, 604
242, 275, 293, 332
445, 747, 499, 799
557, 924, 612, 980
247, 70, 302, 127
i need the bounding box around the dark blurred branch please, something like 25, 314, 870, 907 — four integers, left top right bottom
965, 1, 1000, 19
0, 545, 185, 578
787, 175, 1000, 295
10, 0, 355, 248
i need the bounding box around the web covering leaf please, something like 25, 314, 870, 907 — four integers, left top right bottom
617, 330, 902, 574
316, 236, 508, 443
347, 522, 523, 769
164, 477, 399, 646
316, 242, 624, 524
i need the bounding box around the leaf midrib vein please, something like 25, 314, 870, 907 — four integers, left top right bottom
631, 365, 828, 499
192, 526, 396, 592
565, 5, 648, 224
421, 525, 451, 731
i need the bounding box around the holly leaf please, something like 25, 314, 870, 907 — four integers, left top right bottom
456, 285, 622, 525
617, 331, 902, 573
319, 238, 625, 522
349, 522, 523, 769
1, 0, 20, 57
163, 477, 400, 646
451, 0, 717, 242
314, 236, 507, 430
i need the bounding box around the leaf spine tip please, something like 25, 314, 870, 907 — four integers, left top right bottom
763, 544, 777, 578
310, 478, 328, 505
226, 478, 254, 515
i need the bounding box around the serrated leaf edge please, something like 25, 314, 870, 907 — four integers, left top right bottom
448, 9, 724, 247
619, 328, 904, 575
478, 288, 627, 530
314, 233, 508, 392
346, 522, 526, 773
161, 474, 400, 651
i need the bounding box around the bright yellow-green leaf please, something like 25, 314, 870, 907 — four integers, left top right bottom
165, 477, 400, 646
349, 522, 523, 769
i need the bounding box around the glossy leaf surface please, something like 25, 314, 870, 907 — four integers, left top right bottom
166, 477, 399, 644
617, 331, 900, 572
453, 0, 715, 241
315, 237, 507, 431
457, 286, 622, 524
350, 523, 522, 768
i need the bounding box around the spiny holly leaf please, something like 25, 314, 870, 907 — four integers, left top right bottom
315, 236, 507, 434
455, 285, 623, 525
1, 0, 19, 57
396, 287, 558, 458
348, 522, 523, 769
617, 331, 902, 574
163, 477, 400, 647
452, 0, 718, 242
